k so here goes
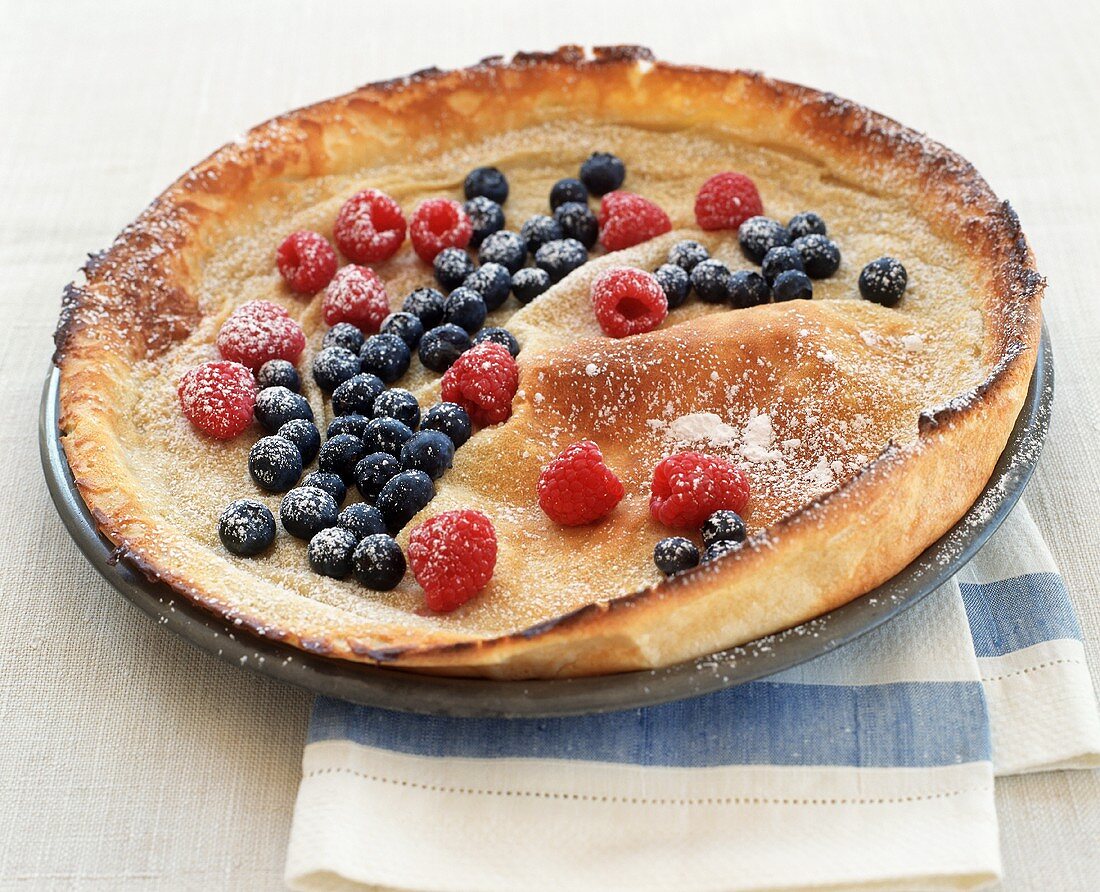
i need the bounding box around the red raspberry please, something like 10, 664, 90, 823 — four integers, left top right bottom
650, 451, 751, 529
177, 360, 257, 439
408, 509, 497, 612
694, 172, 763, 231
333, 189, 407, 263
275, 230, 337, 295
321, 265, 391, 332
216, 300, 305, 371
537, 441, 624, 526
440, 342, 519, 427
597, 191, 671, 251
409, 198, 473, 263
590, 267, 668, 338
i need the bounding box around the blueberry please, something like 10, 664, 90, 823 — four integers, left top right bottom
380, 311, 425, 349
690, 259, 732, 303
433, 247, 477, 291
653, 537, 700, 576
772, 269, 813, 302
477, 230, 526, 274
312, 346, 360, 392
442, 287, 488, 333
372, 388, 420, 428
535, 238, 587, 283
256, 359, 300, 393
792, 235, 841, 280
277, 418, 321, 464
307, 527, 359, 578
361, 416, 414, 457
859, 257, 908, 307
701, 510, 747, 548
739, 216, 791, 264
318, 433, 366, 481
322, 322, 365, 354
553, 201, 598, 249
254, 386, 313, 431
248, 436, 302, 493
359, 333, 411, 384
352, 534, 406, 590
331, 372, 385, 417
354, 452, 402, 502
218, 499, 276, 557
511, 267, 551, 304
420, 402, 472, 448
462, 262, 512, 311
279, 486, 339, 540
327, 414, 369, 439
654, 263, 690, 309
580, 151, 626, 195
550, 177, 588, 210
728, 270, 770, 309
402, 287, 447, 328
376, 469, 435, 532
418, 324, 471, 372
400, 430, 455, 480
667, 240, 709, 273
761, 246, 805, 285
520, 215, 564, 253
703, 539, 740, 563
787, 212, 827, 239
463, 166, 508, 204
463, 196, 505, 247
472, 326, 520, 357
337, 502, 387, 539
302, 471, 346, 505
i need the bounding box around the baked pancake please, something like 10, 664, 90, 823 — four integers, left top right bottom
54, 46, 1043, 678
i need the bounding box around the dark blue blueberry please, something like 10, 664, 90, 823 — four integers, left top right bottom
463, 166, 508, 204
772, 269, 813, 302
372, 388, 420, 428
859, 257, 908, 307
380, 311, 425, 349
256, 359, 300, 393
420, 402, 471, 448
218, 499, 276, 557
433, 247, 477, 291
738, 216, 791, 264
701, 510, 747, 548
761, 246, 805, 285
690, 259, 732, 303
361, 416, 414, 458
331, 372, 385, 417
511, 267, 551, 304
279, 486, 339, 540
359, 333, 411, 384
301, 471, 346, 505
462, 262, 511, 311
322, 322, 365, 354
312, 346, 360, 392
703, 539, 740, 563
472, 326, 520, 357
553, 201, 598, 249
418, 324, 471, 372
792, 234, 841, 280
477, 230, 526, 274
254, 386, 313, 431
376, 469, 435, 532
520, 215, 564, 253
337, 503, 387, 539
653, 537, 700, 576
550, 177, 588, 210
463, 196, 505, 247
277, 418, 321, 465
352, 534, 406, 590
787, 212, 827, 240
442, 287, 488, 333
402, 287, 446, 328
327, 414, 369, 439
318, 433, 366, 481
728, 270, 770, 309
535, 238, 587, 283
354, 452, 402, 503
580, 151, 626, 195
667, 240, 709, 273
248, 435, 302, 493
400, 430, 455, 480
654, 263, 690, 309
307, 527, 359, 578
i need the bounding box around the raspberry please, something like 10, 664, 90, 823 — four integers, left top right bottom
177, 360, 257, 439
694, 172, 763, 231
597, 191, 671, 251
322, 265, 391, 332
408, 509, 497, 612
275, 230, 337, 295
650, 451, 751, 529
590, 267, 668, 338
409, 199, 473, 263
216, 300, 305, 371
537, 441, 624, 526
333, 189, 407, 263
440, 342, 518, 427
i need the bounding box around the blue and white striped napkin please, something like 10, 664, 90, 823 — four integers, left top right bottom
285, 503, 1098, 892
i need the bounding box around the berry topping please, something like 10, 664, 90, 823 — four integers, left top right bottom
653, 536, 700, 576
694, 172, 764, 231
859, 257, 908, 307
591, 267, 668, 338
408, 509, 497, 612
787, 212, 827, 240
333, 189, 407, 264
279, 486, 339, 540
440, 341, 519, 426
372, 387, 420, 428
218, 499, 276, 557
649, 451, 751, 529
318, 433, 366, 481
278, 418, 321, 464
739, 216, 791, 264
359, 333, 411, 384
433, 247, 477, 291
178, 361, 257, 439
792, 234, 841, 279
400, 430, 455, 480
511, 267, 551, 304
322, 322, 366, 354
521, 214, 565, 253
728, 270, 770, 309
307, 527, 359, 579
332, 372, 385, 417
476, 230, 527, 274
216, 300, 305, 371
701, 509, 748, 548
703, 539, 740, 563
353, 534, 407, 590
654, 263, 690, 309
312, 345, 361, 392
537, 440, 624, 526
254, 384, 313, 431
409, 199, 472, 263
442, 286, 488, 333
337, 503, 387, 540
463, 166, 509, 204
550, 177, 588, 210
354, 452, 402, 502
761, 245, 805, 285
302, 471, 347, 505
463, 196, 505, 247
362, 416, 415, 458
472, 326, 520, 357
535, 238, 588, 283
248, 435, 303, 493
322, 265, 391, 333
276, 230, 338, 295
667, 240, 710, 272
402, 287, 447, 328
462, 262, 512, 311
380, 311, 425, 349
418, 324, 472, 372
256, 358, 300, 393
554, 201, 599, 249
327, 414, 369, 439
690, 259, 732, 304
598, 191, 672, 251
420, 402, 472, 449
580, 151, 626, 196
772, 269, 813, 302
376, 469, 435, 532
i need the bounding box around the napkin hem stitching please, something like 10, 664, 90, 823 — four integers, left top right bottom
980, 657, 1084, 682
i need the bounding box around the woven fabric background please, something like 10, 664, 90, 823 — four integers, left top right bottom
1, 1, 1096, 888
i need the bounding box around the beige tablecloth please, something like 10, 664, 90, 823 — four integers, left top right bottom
1, 1, 1097, 889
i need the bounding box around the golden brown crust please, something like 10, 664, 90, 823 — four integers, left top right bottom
55, 46, 1043, 677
